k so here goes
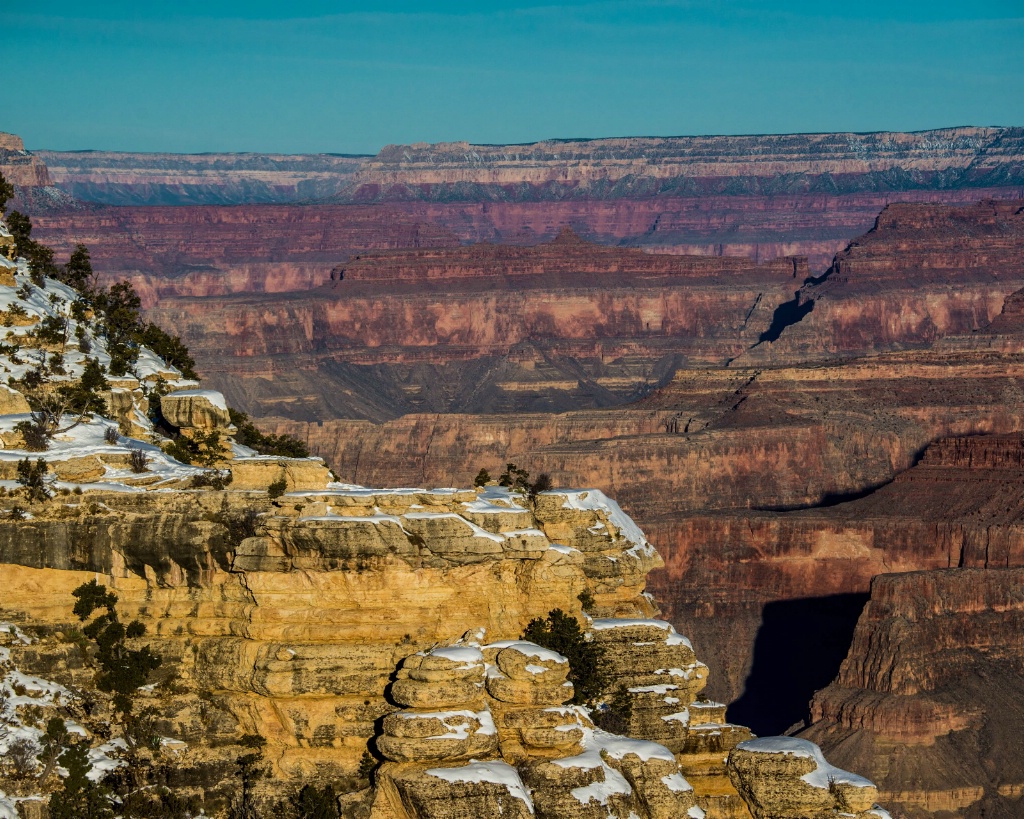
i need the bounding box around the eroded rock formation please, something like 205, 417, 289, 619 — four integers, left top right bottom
799, 567, 1024, 818
0, 483, 890, 817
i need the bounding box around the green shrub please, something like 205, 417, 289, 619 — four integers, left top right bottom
268, 477, 287, 499
591, 685, 633, 735
522, 609, 606, 705
288, 784, 340, 819
15, 417, 49, 451
473, 468, 491, 487
16, 456, 48, 500
229, 408, 310, 458
139, 322, 199, 380
499, 462, 531, 492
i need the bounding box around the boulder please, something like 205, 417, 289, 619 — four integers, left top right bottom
0, 384, 30, 415
230, 456, 331, 492
161, 389, 231, 431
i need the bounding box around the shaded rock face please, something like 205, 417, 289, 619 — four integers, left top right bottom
799, 568, 1024, 819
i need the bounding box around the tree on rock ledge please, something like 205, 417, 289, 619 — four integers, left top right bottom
523, 608, 606, 704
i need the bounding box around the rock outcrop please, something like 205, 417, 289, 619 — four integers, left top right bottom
0, 477, 891, 817
727, 738, 884, 819
799, 568, 1024, 818
0, 133, 52, 188
370, 640, 702, 819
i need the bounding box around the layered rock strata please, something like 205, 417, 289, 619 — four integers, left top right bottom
799, 568, 1024, 818
36, 150, 368, 206
0, 486, 659, 780
742, 199, 1024, 363
0, 480, 891, 817
137, 200, 1024, 421
138, 232, 805, 420
727, 738, 884, 819
370, 640, 703, 819
0, 132, 52, 187
347, 128, 1024, 202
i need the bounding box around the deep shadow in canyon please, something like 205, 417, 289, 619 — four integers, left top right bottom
726, 592, 870, 737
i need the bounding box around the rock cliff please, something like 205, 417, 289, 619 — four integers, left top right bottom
348, 128, 1024, 201
0, 483, 890, 818
799, 567, 1024, 818
35, 151, 368, 206
0, 133, 51, 188
137, 232, 804, 420
40, 128, 1024, 208
741, 199, 1024, 363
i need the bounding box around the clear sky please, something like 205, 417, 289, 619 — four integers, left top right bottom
6, 1, 1022, 154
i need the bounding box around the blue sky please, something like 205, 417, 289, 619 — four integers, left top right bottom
6, 1, 1022, 154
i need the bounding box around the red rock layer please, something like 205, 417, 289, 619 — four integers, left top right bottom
800, 566, 1024, 817
742, 199, 1024, 363
31, 205, 460, 305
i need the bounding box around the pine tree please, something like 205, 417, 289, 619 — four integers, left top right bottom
0, 171, 14, 213
47, 742, 113, 819
523, 609, 606, 704
62, 244, 94, 293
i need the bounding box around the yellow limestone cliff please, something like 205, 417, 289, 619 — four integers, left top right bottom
0, 478, 890, 819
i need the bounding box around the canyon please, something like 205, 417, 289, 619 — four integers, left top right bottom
8, 132, 1024, 816
31, 128, 1024, 276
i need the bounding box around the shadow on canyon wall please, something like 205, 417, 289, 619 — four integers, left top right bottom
726, 592, 870, 737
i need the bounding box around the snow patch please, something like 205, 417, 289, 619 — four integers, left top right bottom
736, 737, 875, 789
426, 760, 534, 811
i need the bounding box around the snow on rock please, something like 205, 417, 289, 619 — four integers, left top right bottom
546, 489, 656, 557
0, 793, 19, 819
0, 625, 127, 783
427, 646, 486, 671
163, 388, 227, 412
735, 737, 875, 789
426, 759, 534, 811
590, 618, 694, 650
406, 709, 496, 741
484, 641, 569, 664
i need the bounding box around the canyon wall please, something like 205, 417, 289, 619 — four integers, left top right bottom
36, 150, 368, 206
34, 129, 1024, 273
349, 128, 1024, 200
800, 566, 1024, 818
35, 200, 1015, 425
2, 485, 871, 819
